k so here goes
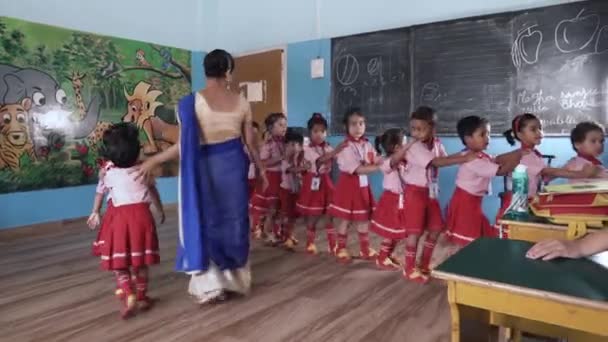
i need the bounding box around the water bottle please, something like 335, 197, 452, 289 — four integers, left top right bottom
504, 164, 529, 220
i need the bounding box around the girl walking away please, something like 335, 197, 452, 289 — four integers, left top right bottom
250, 113, 288, 243
296, 113, 345, 255
328, 108, 381, 264
370, 128, 414, 271
280, 129, 308, 251
398, 107, 475, 283
496, 114, 600, 234
89, 123, 164, 319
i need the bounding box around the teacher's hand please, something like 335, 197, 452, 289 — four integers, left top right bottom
526, 239, 581, 261
131, 159, 156, 184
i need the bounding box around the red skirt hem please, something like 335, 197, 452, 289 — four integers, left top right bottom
249, 171, 281, 214
296, 172, 333, 217
328, 172, 374, 222
370, 191, 406, 239
99, 202, 160, 270
445, 187, 492, 246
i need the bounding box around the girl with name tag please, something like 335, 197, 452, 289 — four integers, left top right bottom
328, 108, 381, 264
400, 107, 476, 283
250, 113, 288, 243
370, 128, 414, 271
296, 113, 346, 255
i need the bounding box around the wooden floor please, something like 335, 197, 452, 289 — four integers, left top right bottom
1, 210, 511, 342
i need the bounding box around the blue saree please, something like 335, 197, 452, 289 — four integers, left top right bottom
175, 93, 251, 301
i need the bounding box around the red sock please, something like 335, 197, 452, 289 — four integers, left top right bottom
358, 232, 370, 255
133, 267, 149, 301
420, 238, 437, 270
114, 269, 133, 297
306, 225, 316, 245
326, 222, 337, 251
378, 239, 396, 261
404, 244, 417, 273
337, 233, 348, 250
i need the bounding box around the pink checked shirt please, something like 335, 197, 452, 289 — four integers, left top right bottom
336, 139, 377, 174
455, 152, 500, 196
101, 166, 151, 206
260, 138, 284, 172
303, 142, 334, 174
379, 158, 407, 193
564, 155, 608, 183
403, 140, 447, 187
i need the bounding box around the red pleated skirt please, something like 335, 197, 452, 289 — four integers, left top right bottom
92, 199, 115, 256
99, 202, 160, 270
328, 172, 375, 222
445, 187, 492, 246
402, 184, 444, 235
296, 172, 334, 216
249, 170, 282, 214
370, 191, 406, 239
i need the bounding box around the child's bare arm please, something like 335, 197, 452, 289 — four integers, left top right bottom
495, 150, 523, 176
87, 193, 104, 229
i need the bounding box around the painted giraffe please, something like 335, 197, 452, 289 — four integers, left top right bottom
68, 71, 87, 120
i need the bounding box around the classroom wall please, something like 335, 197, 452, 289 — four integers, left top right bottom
215, 0, 581, 53
0, 1, 204, 229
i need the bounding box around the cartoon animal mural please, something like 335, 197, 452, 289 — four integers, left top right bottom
0, 99, 36, 170
0, 64, 101, 157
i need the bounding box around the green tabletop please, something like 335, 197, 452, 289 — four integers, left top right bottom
435, 238, 608, 302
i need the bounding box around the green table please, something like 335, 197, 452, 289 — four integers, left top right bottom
432, 238, 608, 342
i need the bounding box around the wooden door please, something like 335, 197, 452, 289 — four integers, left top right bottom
231, 49, 284, 133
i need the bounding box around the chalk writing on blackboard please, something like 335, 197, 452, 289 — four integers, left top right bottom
554, 9, 600, 54
511, 25, 542, 69
420, 83, 441, 103
335, 54, 360, 86
595, 25, 608, 54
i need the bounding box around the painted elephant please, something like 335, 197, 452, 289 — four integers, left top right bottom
0, 64, 101, 156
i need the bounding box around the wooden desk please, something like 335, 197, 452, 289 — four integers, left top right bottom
499, 218, 599, 243
432, 238, 608, 342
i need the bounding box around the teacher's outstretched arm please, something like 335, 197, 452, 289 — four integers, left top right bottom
527, 229, 608, 261
133, 143, 180, 182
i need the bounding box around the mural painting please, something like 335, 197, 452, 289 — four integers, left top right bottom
0, 17, 190, 193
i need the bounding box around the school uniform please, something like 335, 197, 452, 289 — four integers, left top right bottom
249, 137, 284, 214
564, 154, 608, 182
244, 146, 257, 199
494, 148, 545, 236
279, 158, 303, 221
296, 142, 334, 216
370, 158, 407, 240
402, 139, 446, 235
446, 152, 499, 246
328, 137, 377, 222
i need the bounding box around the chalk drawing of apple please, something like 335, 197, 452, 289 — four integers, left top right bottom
519, 28, 542, 64
595, 25, 608, 54
555, 9, 600, 53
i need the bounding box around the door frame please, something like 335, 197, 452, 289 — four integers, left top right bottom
235, 46, 287, 116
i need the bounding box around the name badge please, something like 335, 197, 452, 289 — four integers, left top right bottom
429, 181, 439, 199
398, 193, 404, 209
311, 177, 321, 191
487, 181, 493, 196
359, 175, 369, 187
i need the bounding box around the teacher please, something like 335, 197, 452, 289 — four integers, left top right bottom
135, 49, 266, 304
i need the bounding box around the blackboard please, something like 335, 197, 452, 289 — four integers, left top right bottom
413, 15, 515, 134
331, 28, 411, 135
511, 1, 608, 134
330, 0, 608, 135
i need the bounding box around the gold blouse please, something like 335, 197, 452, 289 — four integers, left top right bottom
194, 92, 252, 144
